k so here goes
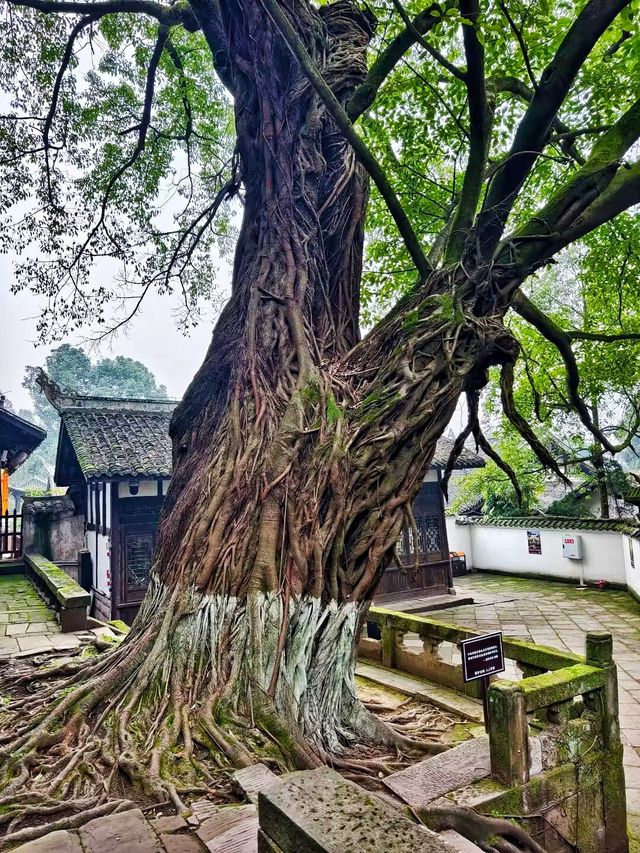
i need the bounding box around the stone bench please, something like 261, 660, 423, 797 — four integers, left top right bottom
24, 553, 90, 632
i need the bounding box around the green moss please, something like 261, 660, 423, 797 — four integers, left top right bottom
325, 393, 342, 425
108, 619, 130, 634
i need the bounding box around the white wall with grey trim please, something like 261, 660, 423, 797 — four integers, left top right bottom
446, 518, 628, 586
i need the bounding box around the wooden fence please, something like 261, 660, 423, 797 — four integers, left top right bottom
0, 508, 21, 559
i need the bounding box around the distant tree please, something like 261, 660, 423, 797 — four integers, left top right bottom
17, 345, 168, 481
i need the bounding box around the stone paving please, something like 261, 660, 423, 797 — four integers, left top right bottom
444, 573, 640, 841
0, 573, 62, 655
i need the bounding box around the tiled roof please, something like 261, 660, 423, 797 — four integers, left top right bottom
0, 404, 47, 473
430, 436, 484, 470
625, 486, 640, 503
60, 398, 177, 480
456, 514, 640, 537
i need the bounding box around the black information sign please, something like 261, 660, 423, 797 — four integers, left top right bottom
461, 632, 505, 683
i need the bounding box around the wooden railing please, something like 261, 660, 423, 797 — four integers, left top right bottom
0, 508, 21, 559
360, 607, 627, 848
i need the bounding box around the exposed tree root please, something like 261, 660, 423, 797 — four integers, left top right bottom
417, 805, 547, 853
0, 623, 525, 851
0, 613, 452, 848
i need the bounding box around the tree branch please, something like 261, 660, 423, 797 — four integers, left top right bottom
498, 1, 537, 90
493, 75, 585, 164
346, 0, 455, 121
443, 0, 489, 263
512, 291, 618, 453
5, 0, 197, 28
477, 0, 632, 261
42, 14, 98, 204
567, 329, 640, 342
500, 360, 571, 484
259, 0, 431, 280
505, 94, 640, 270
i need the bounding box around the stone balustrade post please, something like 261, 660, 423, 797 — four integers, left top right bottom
487, 682, 529, 787
585, 631, 628, 853
381, 622, 396, 668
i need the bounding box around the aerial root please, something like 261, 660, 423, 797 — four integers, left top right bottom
416, 805, 546, 853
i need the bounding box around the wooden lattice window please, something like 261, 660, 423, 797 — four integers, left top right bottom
125, 533, 154, 589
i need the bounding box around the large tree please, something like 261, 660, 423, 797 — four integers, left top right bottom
1, 0, 640, 847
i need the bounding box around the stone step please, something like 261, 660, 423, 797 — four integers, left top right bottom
383, 736, 492, 810
355, 662, 484, 723
232, 763, 279, 805
196, 805, 258, 853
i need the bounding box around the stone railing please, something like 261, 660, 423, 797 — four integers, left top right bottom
360, 607, 627, 849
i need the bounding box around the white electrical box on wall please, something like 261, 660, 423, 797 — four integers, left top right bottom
562, 534, 583, 560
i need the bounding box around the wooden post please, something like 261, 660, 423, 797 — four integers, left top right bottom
488, 682, 529, 787
586, 631, 628, 853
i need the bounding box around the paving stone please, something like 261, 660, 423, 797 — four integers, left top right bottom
48, 633, 81, 649
10, 830, 83, 852
0, 636, 19, 653
232, 764, 279, 804
206, 823, 258, 853
383, 736, 491, 809
196, 805, 256, 844
151, 815, 188, 834
79, 808, 163, 852
160, 835, 204, 853
16, 636, 52, 653
26, 622, 50, 634
191, 800, 221, 822
6, 622, 28, 635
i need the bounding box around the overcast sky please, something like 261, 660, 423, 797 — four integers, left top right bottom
0, 252, 230, 411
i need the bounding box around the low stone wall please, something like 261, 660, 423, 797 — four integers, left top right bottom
360, 607, 628, 852
24, 553, 90, 632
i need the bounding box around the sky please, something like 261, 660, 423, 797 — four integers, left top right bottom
0, 252, 230, 411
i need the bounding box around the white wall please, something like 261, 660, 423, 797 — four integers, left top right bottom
623, 535, 640, 599
86, 529, 111, 596
446, 517, 474, 568
447, 521, 627, 585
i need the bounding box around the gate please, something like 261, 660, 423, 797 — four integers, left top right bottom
0, 509, 21, 559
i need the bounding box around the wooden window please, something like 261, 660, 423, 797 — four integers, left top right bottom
124, 532, 154, 590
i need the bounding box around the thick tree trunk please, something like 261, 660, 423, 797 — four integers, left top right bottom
0, 0, 515, 823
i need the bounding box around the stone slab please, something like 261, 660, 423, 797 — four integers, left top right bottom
10, 830, 83, 853
258, 767, 457, 852
152, 816, 188, 834
355, 662, 484, 723
206, 823, 258, 853
439, 830, 483, 852
196, 805, 257, 844
232, 764, 279, 804
383, 737, 491, 809
79, 808, 163, 852
191, 800, 222, 823
160, 834, 204, 853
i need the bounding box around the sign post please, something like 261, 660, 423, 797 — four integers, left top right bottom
460, 632, 505, 732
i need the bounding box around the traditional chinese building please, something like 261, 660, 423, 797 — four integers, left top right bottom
43, 379, 483, 623
43, 382, 175, 623
0, 396, 47, 559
